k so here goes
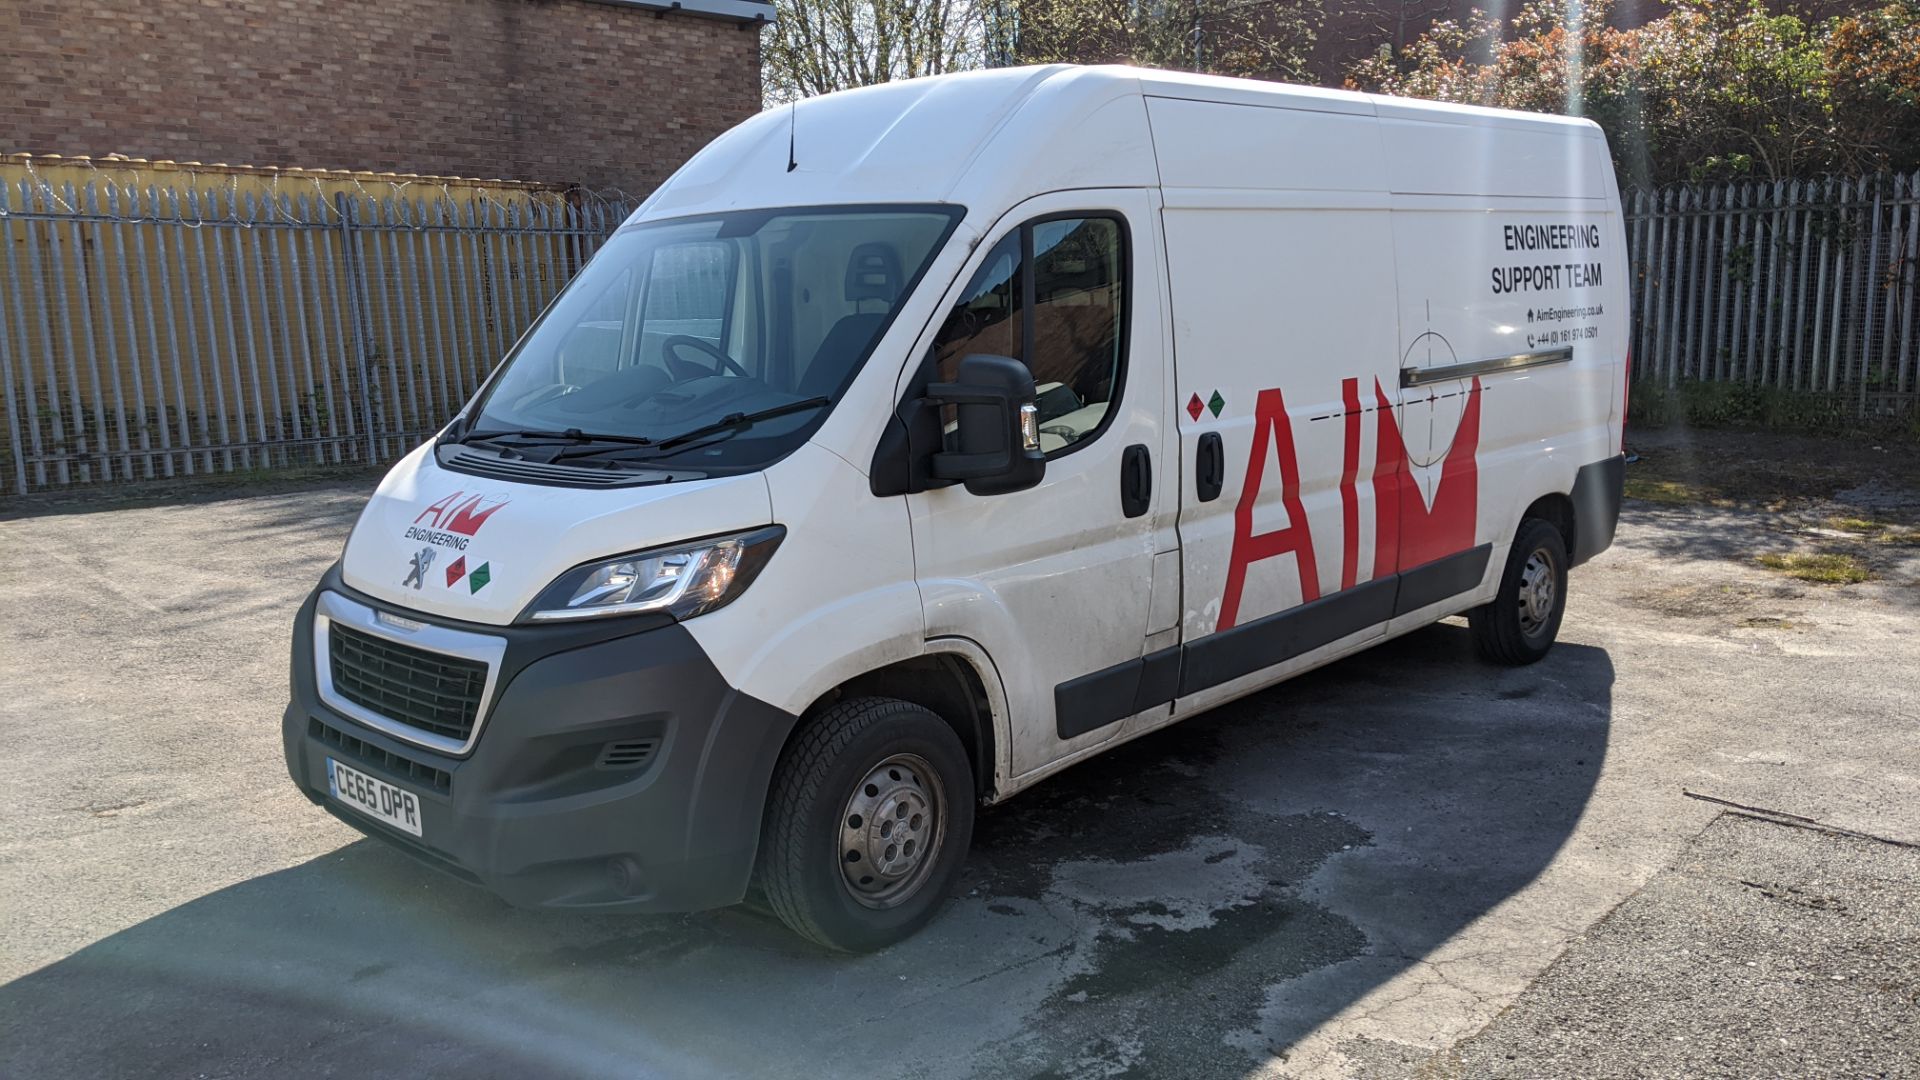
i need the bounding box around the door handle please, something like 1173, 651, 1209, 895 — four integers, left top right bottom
1196, 432, 1224, 502
1121, 443, 1151, 518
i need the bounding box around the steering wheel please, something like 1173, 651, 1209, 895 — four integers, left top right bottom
663, 335, 750, 381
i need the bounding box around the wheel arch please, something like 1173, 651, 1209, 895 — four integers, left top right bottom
791, 641, 1007, 802
1520, 490, 1576, 554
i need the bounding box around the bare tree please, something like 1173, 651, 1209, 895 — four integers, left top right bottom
764, 0, 989, 103
1010, 0, 1325, 82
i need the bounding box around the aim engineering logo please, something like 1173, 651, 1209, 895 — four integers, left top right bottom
401, 491, 507, 593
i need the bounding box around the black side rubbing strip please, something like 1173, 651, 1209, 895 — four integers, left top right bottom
1134, 646, 1180, 713
1051, 544, 1496, 739
1054, 644, 1182, 741
1178, 577, 1397, 697
1055, 658, 1145, 740
1392, 544, 1493, 617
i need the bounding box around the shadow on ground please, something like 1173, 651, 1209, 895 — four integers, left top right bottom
0, 625, 1612, 1079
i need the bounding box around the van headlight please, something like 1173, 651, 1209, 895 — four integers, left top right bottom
523, 526, 785, 622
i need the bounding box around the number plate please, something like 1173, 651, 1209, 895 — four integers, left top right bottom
327, 758, 424, 837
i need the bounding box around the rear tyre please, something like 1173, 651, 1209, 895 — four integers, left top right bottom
755, 696, 974, 952
1470, 518, 1569, 666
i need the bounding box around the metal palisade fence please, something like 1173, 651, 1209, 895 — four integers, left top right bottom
1626, 172, 1920, 417
7, 163, 1919, 495
0, 161, 636, 494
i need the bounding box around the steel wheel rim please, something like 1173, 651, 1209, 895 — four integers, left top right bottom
1517, 546, 1557, 636
838, 753, 946, 910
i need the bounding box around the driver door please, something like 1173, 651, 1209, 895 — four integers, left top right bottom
902, 190, 1176, 780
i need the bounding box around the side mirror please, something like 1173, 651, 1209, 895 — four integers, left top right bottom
927, 354, 1046, 496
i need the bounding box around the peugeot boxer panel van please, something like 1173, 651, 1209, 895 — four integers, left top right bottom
284, 65, 1628, 951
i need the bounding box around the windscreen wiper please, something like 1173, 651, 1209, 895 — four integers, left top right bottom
553, 397, 832, 461
654, 396, 832, 450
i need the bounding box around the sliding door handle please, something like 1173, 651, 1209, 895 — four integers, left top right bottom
1196, 432, 1224, 502
1121, 443, 1151, 518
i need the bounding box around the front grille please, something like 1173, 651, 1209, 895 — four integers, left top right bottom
328, 622, 488, 744
310, 717, 453, 794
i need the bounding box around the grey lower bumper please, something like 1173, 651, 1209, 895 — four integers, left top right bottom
283, 568, 798, 913
1570, 453, 1626, 567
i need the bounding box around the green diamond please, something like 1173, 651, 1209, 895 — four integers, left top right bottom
1207, 390, 1226, 417
468, 562, 492, 594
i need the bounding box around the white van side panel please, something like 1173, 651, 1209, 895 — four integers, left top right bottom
1378, 115, 1623, 641
1146, 98, 1409, 719
1385, 194, 1619, 605
1146, 96, 1384, 192
684, 442, 926, 718
1160, 202, 1403, 634
1140, 94, 1627, 723
1371, 103, 1613, 199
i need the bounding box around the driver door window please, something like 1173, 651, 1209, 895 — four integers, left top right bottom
929, 215, 1127, 454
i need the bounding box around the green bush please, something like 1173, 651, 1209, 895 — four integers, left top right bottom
1628, 378, 1915, 438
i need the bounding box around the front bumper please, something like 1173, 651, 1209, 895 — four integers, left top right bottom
283, 566, 798, 913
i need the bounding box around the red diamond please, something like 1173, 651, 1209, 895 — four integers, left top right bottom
445, 555, 467, 588
1186, 393, 1205, 421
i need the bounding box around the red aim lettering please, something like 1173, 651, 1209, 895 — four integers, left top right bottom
1222, 377, 1483, 632
413, 492, 466, 527
1218, 389, 1319, 631
444, 495, 508, 536
413, 491, 509, 536
1372, 377, 1481, 575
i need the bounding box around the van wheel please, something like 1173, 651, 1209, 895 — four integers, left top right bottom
755, 696, 974, 952
1470, 518, 1569, 665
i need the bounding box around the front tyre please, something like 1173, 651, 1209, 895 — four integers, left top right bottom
755, 696, 975, 952
1470, 518, 1569, 666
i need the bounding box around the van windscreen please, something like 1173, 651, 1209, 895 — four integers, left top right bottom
458, 205, 962, 475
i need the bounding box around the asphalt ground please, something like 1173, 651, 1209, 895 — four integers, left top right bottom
1, 427, 1916, 1078
1437, 812, 1919, 1078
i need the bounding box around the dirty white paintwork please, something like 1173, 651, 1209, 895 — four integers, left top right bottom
335, 64, 1628, 798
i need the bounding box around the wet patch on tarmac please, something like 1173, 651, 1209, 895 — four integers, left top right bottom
967, 725, 1238, 901
953, 721, 1378, 1078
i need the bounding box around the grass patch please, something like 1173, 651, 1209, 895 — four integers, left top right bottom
1755, 552, 1871, 584
1623, 475, 1719, 505
1824, 516, 1889, 534
1825, 518, 1920, 547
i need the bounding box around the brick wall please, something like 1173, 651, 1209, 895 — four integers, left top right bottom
0, 0, 763, 193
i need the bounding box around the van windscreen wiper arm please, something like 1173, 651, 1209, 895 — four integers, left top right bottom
654, 396, 832, 450
553, 397, 832, 460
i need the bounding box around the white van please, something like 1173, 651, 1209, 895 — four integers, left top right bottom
284, 65, 1627, 950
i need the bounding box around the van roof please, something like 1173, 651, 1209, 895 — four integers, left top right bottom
634, 65, 1607, 224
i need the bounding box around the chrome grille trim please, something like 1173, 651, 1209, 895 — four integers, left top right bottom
313, 590, 507, 758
